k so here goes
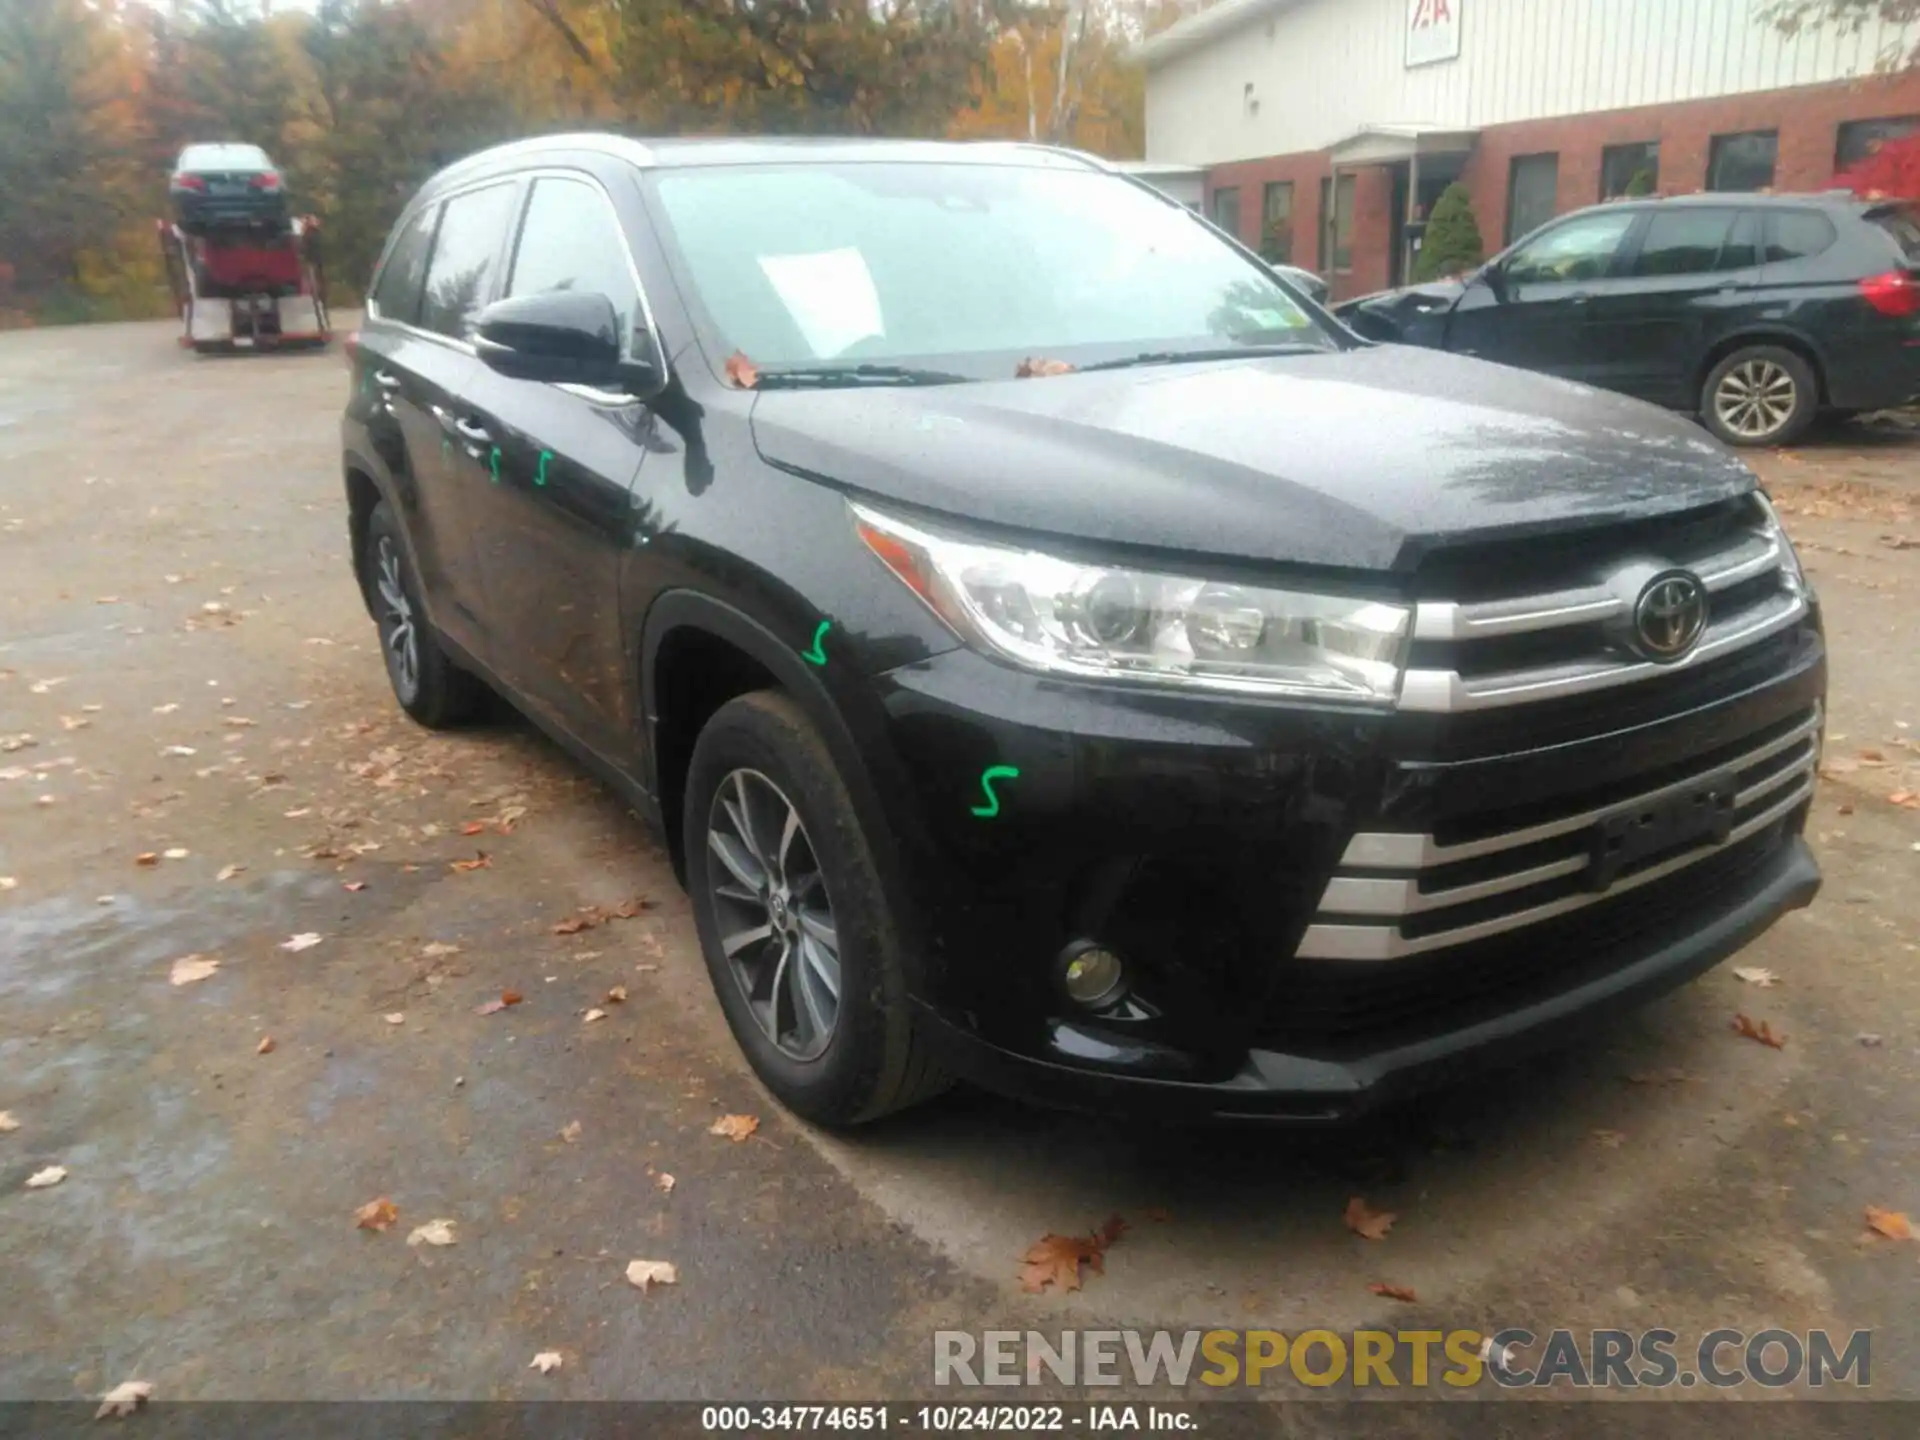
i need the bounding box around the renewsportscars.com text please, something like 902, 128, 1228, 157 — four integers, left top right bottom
932, 1328, 1870, 1390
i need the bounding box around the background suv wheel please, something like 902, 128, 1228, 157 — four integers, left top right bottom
683, 691, 947, 1126
362, 500, 483, 728
1702, 345, 1818, 448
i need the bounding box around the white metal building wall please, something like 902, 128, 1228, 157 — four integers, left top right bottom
1143, 0, 1920, 165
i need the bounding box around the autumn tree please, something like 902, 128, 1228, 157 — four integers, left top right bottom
1837, 130, 1920, 194
948, 3, 1143, 155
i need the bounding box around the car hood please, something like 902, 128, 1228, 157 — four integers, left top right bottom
747, 345, 1756, 572
1339, 278, 1467, 313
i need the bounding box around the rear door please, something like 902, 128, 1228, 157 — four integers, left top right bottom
452, 170, 653, 761
1443, 208, 1639, 385
1591, 206, 1760, 405
351, 198, 488, 662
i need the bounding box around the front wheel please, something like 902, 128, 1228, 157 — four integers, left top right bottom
1701, 346, 1818, 448
683, 691, 947, 1126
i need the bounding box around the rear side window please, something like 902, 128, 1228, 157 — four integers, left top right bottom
370, 204, 438, 326
506, 177, 641, 351
1867, 205, 1920, 263
1764, 211, 1838, 264
419, 182, 520, 341
1630, 208, 1743, 276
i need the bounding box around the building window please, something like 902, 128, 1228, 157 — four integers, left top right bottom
1836, 116, 1920, 173
1318, 174, 1356, 272
1506, 153, 1559, 244
1707, 131, 1778, 192
1261, 181, 1294, 262
1600, 141, 1660, 199
1212, 186, 1242, 240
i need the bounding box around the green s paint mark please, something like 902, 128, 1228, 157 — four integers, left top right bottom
489, 446, 501, 483
802, 619, 831, 666
971, 765, 1020, 819
535, 450, 553, 487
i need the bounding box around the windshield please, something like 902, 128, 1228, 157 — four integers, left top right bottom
646, 162, 1338, 381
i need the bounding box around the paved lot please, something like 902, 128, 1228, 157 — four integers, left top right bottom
2, 319, 1919, 1415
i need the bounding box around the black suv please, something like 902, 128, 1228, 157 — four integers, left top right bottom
342, 136, 1825, 1126
1338, 193, 1920, 448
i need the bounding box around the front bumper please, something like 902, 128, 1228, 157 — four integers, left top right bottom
870, 609, 1825, 1120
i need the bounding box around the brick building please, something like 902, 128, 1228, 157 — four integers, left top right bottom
1136, 0, 1920, 300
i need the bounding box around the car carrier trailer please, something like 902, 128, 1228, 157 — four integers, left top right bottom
158, 214, 330, 353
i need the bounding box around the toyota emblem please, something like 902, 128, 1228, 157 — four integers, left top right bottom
1633, 571, 1709, 661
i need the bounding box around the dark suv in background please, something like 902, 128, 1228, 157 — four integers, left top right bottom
1339, 193, 1920, 448
342, 135, 1824, 1127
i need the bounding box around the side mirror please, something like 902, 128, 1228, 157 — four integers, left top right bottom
473, 290, 658, 393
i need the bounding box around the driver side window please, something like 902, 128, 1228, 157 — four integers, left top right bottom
506, 176, 641, 355
1503, 211, 1636, 286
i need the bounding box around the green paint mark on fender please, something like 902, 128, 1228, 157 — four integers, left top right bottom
441, 437, 451, 461
535, 450, 553, 487
802, 619, 831, 666
971, 765, 1020, 819
489, 446, 501, 483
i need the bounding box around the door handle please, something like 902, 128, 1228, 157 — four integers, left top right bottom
372, 369, 403, 393
452, 417, 492, 447
1567, 292, 1592, 307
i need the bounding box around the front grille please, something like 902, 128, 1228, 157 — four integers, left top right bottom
1258, 823, 1793, 1056
1295, 704, 1819, 962
1398, 493, 1807, 714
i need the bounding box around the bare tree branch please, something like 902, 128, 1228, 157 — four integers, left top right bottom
518, 0, 597, 68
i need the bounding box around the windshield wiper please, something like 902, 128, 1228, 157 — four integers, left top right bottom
753, 363, 970, 389
1077, 344, 1327, 373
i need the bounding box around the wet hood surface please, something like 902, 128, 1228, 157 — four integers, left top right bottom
750, 344, 1756, 572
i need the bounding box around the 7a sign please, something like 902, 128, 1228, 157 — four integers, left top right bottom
1406, 0, 1462, 68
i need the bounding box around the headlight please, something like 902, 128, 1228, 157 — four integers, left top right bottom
1753, 491, 1805, 593
850, 502, 1409, 703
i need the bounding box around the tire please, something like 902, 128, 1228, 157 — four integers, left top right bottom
683, 690, 948, 1126
362, 501, 483, 729
1701, 345, 1818, 448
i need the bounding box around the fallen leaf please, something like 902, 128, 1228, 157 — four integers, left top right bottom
1344, 1196, 1396, 1241
161, 745, 197, 757
152, 703, 178, 714
256, 1036, 275, 1055
606, 985, 628, 1004
530, 1351, 563, 1375
552, 915, 596, 935
59, 714, 89, 731
1860, 1033, 1885, 1047
169, 954, 220, 986
460, 821, 487, 836
1732, 1013, 1787, 1049
95, 1380, 153, 1419
610, 899, 655, 918
1368, 1281, 1418, 1302
626, 1258, 679, 1291
560, 1120, 582, 1143
407, 1218, 458, 1247
25, 1165, 66, 1189
421, 941, 460, 958
1865, 1206, 1913, 1241
215, 863, 245, 881
1732, 966, 1779, 987
162, 847, 189, 860
451, 852, 492, 872
1016, 356, 1077, 378
655, 1172, 676, 1194
1018, 1218, 1125, 1294
583, 1008, 606, 1023
724, 350, 758, 389
383, 1012, 405, 1026
355, 1197, 399, 1231
0, 1111, 18, 1132
709, 1113, 759, 1142
343, 880, 367, 892
0, 877, 14, 891
134, 852, 159, 867
1857, 748, 1888, 765
502, 989, 524, 1006
475, 989, 524, 1016
1882, 534, 1920, 550
281, 932, 323, 953
1890, 791, 1920, 809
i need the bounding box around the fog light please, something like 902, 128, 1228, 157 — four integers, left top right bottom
1059, 942, 1126, 1009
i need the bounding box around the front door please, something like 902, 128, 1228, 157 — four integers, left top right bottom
1444, 208, 1639, 385
455, 172, 653, 762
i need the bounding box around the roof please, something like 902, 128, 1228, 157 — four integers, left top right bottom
1600, 190, 1870, 210
428, 133, 1108, 188
1326, 124, 1478, 165
1132, 0, 1302, 65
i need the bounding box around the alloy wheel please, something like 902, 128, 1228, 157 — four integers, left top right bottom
705, 768, 842, 1062
1714, 359, 1798, 441
374, 535, 420, 702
